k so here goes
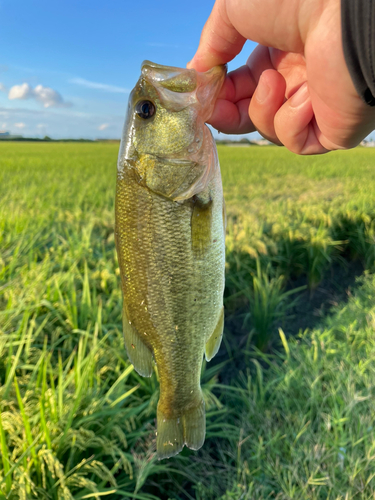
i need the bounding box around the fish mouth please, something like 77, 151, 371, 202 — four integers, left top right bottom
139, 60, 227, 120
141, 60, 198, 93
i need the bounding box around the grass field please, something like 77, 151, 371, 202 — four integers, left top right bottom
2, 142, 375, 499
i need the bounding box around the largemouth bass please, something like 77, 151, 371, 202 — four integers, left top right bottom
115, 61, 226, 459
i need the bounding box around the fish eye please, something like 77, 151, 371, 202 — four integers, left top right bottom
135, 100, 156, 119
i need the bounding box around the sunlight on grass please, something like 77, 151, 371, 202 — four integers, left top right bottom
2, 142, 375, 498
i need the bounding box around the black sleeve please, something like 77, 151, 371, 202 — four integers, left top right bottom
341, 0, 375, 106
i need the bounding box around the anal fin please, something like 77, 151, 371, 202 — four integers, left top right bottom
122, 305, 153, 377
205, 307, 224, 362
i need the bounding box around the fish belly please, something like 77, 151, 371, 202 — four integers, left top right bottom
115, 164, 225, 458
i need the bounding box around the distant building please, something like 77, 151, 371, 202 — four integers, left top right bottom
0, 131, 23, 140
252, 139, 272, 146
215, 137, 273, 146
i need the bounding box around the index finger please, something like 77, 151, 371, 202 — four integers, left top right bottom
187, 0, 246, 72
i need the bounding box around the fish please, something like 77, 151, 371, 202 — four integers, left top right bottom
115, 60, 226, 459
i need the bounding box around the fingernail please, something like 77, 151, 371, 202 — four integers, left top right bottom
255, 78, 270, 104
289, 83, 309, 108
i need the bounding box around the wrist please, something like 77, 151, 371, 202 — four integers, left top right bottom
300, 0, 340, 44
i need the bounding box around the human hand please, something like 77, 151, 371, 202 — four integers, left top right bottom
188, 0, 375, 154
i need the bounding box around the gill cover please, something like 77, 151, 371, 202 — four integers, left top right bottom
118, 61, 226, 201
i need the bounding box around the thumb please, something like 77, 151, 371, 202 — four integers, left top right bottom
187, 0, 246, 72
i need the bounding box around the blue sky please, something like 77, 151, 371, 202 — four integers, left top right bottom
0, 0, 257, 140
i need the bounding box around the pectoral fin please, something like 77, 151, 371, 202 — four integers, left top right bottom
191, 196, 213, 259
205, 307, 224, 362
122, 305, 154, 377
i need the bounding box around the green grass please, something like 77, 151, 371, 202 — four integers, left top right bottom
2, 142, 375, 498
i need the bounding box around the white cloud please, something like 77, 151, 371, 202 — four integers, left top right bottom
8, 83, 71, 108
0, 104, 124, 140
14, 122, 26, 129
9, 83, 34, 100
70, 77, 129, 94
34, 85, 68, 108
98, 123, 109, 130
37, 123, 47, 129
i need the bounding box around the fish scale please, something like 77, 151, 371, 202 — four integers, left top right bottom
115, 61, 226, 459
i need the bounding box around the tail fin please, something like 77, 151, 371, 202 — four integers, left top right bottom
156, 398, 205, 460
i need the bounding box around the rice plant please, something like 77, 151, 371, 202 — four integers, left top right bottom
3, 142, 375, 498
242, 260, 304, 350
